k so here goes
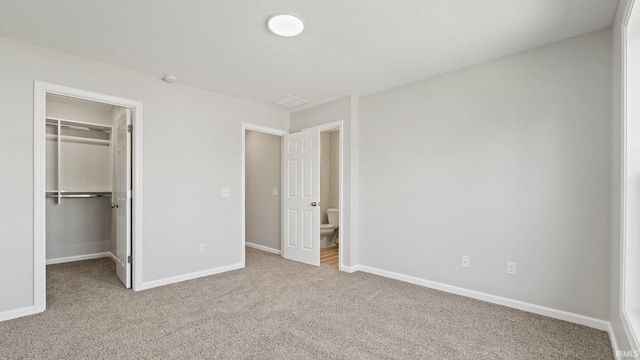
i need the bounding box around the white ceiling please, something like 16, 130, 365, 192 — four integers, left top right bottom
0, 0, 619, 111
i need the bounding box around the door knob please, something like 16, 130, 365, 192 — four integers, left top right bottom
311, 202, 318, 207
111, 203, 119, 208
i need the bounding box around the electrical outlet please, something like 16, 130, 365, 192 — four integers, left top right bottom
272, 188, 278, 196
220, 188, 230, 197
507, 261, 517, 275
461, 256, 470, 268
199, 243, 206, 253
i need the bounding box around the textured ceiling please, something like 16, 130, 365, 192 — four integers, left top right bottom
0, 0, 619, 111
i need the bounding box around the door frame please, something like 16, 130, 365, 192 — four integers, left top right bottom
33, 81, 144, 313
241, 123, 289, 267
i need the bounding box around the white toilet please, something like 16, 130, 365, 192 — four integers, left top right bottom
320, 208, 339, 248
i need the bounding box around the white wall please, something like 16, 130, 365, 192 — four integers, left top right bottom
46, 98, 113, 126
45, 197, 112, 260
245, 130, 281, 251
290, 96, 357, 267
358, 28, 612, 320
0, 36, 288, 315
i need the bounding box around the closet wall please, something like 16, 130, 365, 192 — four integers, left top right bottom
45, 95, 117, 262
245, 130, 281, 252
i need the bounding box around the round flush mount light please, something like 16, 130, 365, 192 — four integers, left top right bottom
267, 14, 304, 37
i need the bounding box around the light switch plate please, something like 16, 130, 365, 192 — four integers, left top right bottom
272, 188, 278, 196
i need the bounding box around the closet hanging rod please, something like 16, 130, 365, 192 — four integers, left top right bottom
48, 194, 111, 198
45, 133, 110, 145
45, 122, 111, 133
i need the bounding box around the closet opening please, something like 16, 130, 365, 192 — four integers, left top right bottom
45, 94, 131, 285
33, 82, 143, 314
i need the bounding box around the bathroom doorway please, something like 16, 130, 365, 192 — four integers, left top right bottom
243, 121, 344, 270
319, 128, 340, 268
281, 121, 343, 269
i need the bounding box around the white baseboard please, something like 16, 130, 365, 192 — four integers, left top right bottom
139, 262, 244, 291
357, 265, 610, 331
617, 310, 640, 359
109, 252, 117, 262
0, 306, 38, 322
245, 242, 281, 255
608, 322, 621, 360
340, 264, 360, 273
46, 252, 113, 265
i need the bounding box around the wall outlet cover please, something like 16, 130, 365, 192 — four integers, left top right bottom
461, 255, 470, 268
221, 188, 230, 197
507, 261, 517, 275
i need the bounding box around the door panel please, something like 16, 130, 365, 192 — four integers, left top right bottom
115, 109, 131, 288
282, 128, 320, 266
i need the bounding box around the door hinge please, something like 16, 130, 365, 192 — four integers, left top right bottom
127, 255, 132, 264
127, 190, 132, 198
128, 124, 133, 133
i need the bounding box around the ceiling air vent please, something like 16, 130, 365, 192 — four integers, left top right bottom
272, 95, 308, 109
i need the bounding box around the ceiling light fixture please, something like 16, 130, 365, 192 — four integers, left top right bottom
267, 14, 304, 37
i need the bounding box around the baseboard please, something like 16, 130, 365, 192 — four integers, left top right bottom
139, 262, 244, 291
357, 265, 610, 331
245, 242, 281, 255
46, 252, 113, 265
0, 306, 38, 322
109, 252, 117, 262
608, 322, 621, 360
340, 264, 360, 273
619, 310, 640, 358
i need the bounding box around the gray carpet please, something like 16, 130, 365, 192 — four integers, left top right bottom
0, 247, 612, 359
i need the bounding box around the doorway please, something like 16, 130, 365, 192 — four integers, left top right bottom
242, 121, 344, 269
33, 81, 143, 313
318, 128, 340, 268
242, 124, 288, 265
280, 121, 344, 269
244, 128, 285, 256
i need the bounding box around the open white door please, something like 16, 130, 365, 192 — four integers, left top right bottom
283, 127, 321, 266
115, 109, 132, 288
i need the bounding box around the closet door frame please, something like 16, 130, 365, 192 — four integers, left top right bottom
33, 81, 144, 313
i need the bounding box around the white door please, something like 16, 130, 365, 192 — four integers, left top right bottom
283, 127, 321, 266
115, 109, 132, 288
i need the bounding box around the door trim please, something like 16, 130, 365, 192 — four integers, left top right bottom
33, 81, 144, 313
241, 123, 288, 267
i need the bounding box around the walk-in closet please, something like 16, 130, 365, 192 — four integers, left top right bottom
45, 94, 132, 288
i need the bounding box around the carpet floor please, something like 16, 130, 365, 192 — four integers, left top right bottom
0, 247, 612, 359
